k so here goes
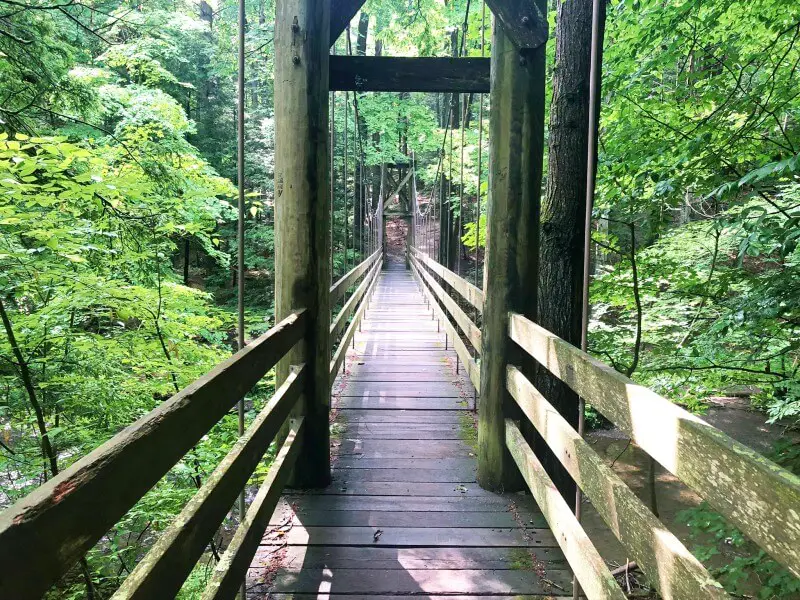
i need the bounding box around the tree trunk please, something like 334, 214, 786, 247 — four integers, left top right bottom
534, 0, 606, 504
353, 12, 369, 258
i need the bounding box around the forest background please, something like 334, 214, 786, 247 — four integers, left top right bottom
1, 0, 799, 597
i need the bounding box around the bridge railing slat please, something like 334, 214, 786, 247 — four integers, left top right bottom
411, 247, 484, 312
201, 418, 303, 600
410, 253, 481, 353
330, 258, 382, 388
330, 259, 382, 342
330, 249, 381, 305
0, 310, 308, 600
506, 365, 728, 600
113, 366, 307, 599
410, 259, 480, 390
508, 311, 800, 580
505, 419, 627, 600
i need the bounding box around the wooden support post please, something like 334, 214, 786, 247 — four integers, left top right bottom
275, 0, 331, 487
477, 9, 546, 491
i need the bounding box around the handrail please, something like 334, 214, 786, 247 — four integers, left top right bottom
113, 366, 307, 599
411, 246, 484, 312
410, 259, 480, 391
201, 418, 303, 599
411, 253, 481, 353
505, 419, 627, 600
330, 248, 381, 304
506, 366, 728, 600
0, 310, 308, 599
508, 311, 800, 579
330, 259, 382, 342
330, 258, 382, 387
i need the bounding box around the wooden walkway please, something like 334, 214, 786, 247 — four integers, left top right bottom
253, 263, 571, 598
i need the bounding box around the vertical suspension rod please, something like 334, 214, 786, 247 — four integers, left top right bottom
236, 1, 246, 597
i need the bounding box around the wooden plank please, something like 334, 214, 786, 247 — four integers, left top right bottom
334, 411, 467, 424
115, 368, 306, 599
330, 259, 381, 341
259, 545, 564, 570
410, 261, 481, 390
505, 419, 626, 600
264, 595, 567, 600
0, 310, 306, 600
339, 380, 462, 397
333, 456, 475, 468
329, 0, 365, 46
411, 254, 482, 352
265, 568, 570, 595
485, 0, 548, 49
201, 420, 303, 600
280, 494, 527, 512
268, 526, 556, 547
509, 312, 800, 578
330, 248, 381, 304
332, 467, 474, 482
336, 396, 467, 410
337, 439, 471, 457
329, 261, 381, 387
412, 247, 484, 312
313, 482, 497, 497
330, 56, 491, 93
507, 366, 729, 600
273, 510, 545, 528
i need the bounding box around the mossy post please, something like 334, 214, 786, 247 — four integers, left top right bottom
477, 3, 547, 491
274, 0, 331, 487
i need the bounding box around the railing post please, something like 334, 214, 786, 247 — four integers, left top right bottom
274, 0, 331, 487
478, 10, 547, 491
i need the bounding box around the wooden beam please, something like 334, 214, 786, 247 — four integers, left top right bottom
506, 366, 729, 600
509, 312, 800, 579
330, 0, 365, 47
0, 311, 306, 600
330, 56, 491, 93
485, 0, 548, 50
478, 4, 546, 492
275, 0, 331, 487
505, 419, 626, 600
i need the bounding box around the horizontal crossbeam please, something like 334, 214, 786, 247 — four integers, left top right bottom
329, 56, 490, 93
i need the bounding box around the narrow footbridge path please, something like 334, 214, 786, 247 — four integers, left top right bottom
255, 264, 572, 598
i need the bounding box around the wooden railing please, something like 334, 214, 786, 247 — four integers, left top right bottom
330, 251, 383, 387
409, 248, 481, 390
0, 311, 309, 600
506, 312, 800, 599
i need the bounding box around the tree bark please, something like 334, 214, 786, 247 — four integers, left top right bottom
534, 0, 606, 504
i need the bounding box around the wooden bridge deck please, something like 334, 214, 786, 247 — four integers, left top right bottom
252, 263, 572, 599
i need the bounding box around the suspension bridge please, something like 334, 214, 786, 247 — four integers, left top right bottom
1, 0, 799, 597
